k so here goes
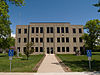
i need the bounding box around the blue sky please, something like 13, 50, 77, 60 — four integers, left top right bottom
9, 0, 100, 34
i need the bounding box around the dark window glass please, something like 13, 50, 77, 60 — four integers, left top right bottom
18, 29, 21, 34
35, 47, 38, 52
73, 28, 76, 33
79, 38, 82, 42
74, 47, 77, 52
57, 38, 60, 42
47, 27, 49, 33
51, 38, 53, 43
80, 47, 83, 54
17, 47, 20, 52
79, 28, 82, 33
51, 27, 53, 33
40, 38, 43, 43
61, 27, 64, 33
73, 37, 76, 42
66, 27, 69, 33
23, 47, 26, 53
31, 38, 34, 42
32, 27, 34, 33
62, 47, 65, 52
62, 37, 65, 43
18, 38, 21, 43
36, 27, 39, 33
66, 47, 69, 52
47, 38, 49, 42
66, 37, 69, 42
31, 47, 34, 52
40, 47, 43, 52
36, 38, 38, 43
24, 28, 27, 34
24, 38, 27, 43
57, 47, 60, 52
40, 27, 43, 33
57, 27, 60, 33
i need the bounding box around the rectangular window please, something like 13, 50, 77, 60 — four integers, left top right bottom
32, 27, 34, 33
79, 37, 83, 42
47, 27, 49, 33
18, 38, 21, 43
57, 27, 60, 33
66, 47, 69, 52
73, 28, 76, 33
66, 27, 69, 33
62, 37, 65, 43
35, 47, 38, 52
40, 47, 43, 52
40, 27, 43, 33
18, 29, 21, 34
51, 27, 53, 33
51, 38, 53, 43
47, 38, 49, 42
24, 28, 27, 34
31, 47, 34, 52
79, 28, 82, 33
17, 47, 20, 52
57, 47, 60, 52
36, 27, 39, 33
40, 38, 43, 43
23, 47, 26, 53
31, 38, 34, 42
62, 47, 65, 52
24, 38, 27, 43
57, 38, 60, 43
36, 38, 38, 43
74, 47, 77, 52
66, 37, 69, 42
61, 27, 64, 33
73, 37, 76, 42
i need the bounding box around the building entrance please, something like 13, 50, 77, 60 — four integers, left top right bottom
47, 47, 54, 54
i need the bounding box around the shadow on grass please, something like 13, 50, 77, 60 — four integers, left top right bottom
0, 55, 7, 57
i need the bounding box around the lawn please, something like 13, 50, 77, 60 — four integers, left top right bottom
0, 54, 44, 72
57, 52, 100, 72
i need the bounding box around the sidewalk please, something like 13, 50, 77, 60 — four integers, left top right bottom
37, 54, 65, 73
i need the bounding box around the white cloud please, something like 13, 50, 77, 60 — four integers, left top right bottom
11, 33, 15, 38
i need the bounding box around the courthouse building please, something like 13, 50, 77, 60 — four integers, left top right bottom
15, 22, 84, 54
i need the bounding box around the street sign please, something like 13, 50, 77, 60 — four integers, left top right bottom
87, 50, 92, 57
8, 50, 14, 56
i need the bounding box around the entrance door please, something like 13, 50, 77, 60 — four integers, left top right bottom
51, 47, 53, 54
47, 47, 50, 54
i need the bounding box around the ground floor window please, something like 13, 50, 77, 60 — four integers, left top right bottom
57, 47, 60, 52
17, 47, 20, 52
66, 47, 69, 52
23, 47, 26, 53
74, 47, 77, 52
62, 47, 65, 52
40, 47, 43, 52
35, 47, 38, 52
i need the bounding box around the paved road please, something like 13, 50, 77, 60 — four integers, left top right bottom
37, 54, 65, 73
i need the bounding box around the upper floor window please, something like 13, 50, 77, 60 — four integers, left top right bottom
24, 38, 27, 43
61, 27, 64, 33
66, 37, 69, 42
36, 38, 38, 43
47, 38, 49, 42
18, 38, 21, 43
79, 37, 83, 42
18, 29, 21, 34
73, 37, 76, 42
40, 27, 43, 33
66, 27, 69, 33
57, 27, 60, 33
73, 28, 76, 33
62, 37, 65, 43
79, 28, 82, 33
32, 27, 34, 33
50, 27, 53, 33
36, 27, 39, 33
47, 27, 49, 33
31, 38, 34, 42
50, 38, 53, 43
24, 28, 27, 34
57, 38, 60, 43
40, 38, 43, 43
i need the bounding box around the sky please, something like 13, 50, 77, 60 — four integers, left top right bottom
9, 0, 100, 36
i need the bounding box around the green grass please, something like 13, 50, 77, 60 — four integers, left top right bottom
0, 54, 44, 72
57, 52, 100, 72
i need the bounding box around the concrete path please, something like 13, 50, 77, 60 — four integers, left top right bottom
37, 54, 65, 73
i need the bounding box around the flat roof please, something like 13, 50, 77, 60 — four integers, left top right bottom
30, 22, 70, 23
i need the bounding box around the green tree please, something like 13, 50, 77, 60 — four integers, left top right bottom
24, 42, 34, 60
82, 19, 100, 51
93, 0, 100, 12
0, 0, 24, 49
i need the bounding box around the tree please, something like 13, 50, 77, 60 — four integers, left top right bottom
24, 42, 34, 60
82, 19, 100, 51
0, 0, 24, 49
93, 0, 100, 12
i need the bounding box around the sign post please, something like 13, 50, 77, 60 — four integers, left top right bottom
8, 50, 14, 72
87, 50, 92, 70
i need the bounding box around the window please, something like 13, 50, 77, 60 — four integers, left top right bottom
40, 27, 43, 33
79, 38, 82, 42
23, 47, 26, 53
47, 27, 49, 33
57, 27, 60, 33
73, 37, 76, 42
74, 47, 77, 52
18, 38, 21, 43
62, 47, 65, 52
40, 38, 43, 43
62, 37, 65, 43
31, 47, 34, 52
32, 27, 34, 33
35, 47, 38, 52
17, 47, 20, 52
47, 38, 49, 42
36, 27, 39, 33
57, 38, 60, 43
40, 47, 43, 52
66, 27, 69, 33
18, 29, 21, 34
31, 38, 34, 42
24, 28, 27, 34
57, 47, 60, 52
66, 47, 69, 52
51, 38, 53, 43
73, 28, 76, 33
79, 28, 82, 33
36, 38, 38, 43
50, 27, 53, 33
66, 37, 69, 42
61, 27, 64, 33
24, 38, 27, 43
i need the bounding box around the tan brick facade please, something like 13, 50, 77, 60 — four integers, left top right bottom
15, 22, 84, 54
